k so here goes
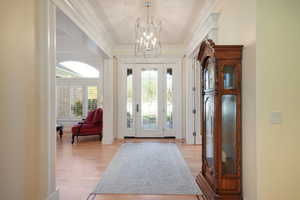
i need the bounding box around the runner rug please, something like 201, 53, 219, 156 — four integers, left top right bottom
90, 143, 201, 197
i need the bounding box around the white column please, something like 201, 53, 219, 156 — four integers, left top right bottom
38, 1, 59, 199
185, 58, 195, 144
102, 58, 115, 144
0, 1, 58, 200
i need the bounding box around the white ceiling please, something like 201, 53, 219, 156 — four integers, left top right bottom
56, 9, 105, 68
88, 0, 206, 45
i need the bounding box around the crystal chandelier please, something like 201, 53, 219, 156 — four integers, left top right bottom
135, 0, 162, 57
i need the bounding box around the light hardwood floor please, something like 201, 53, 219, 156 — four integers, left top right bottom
56, 133, 202, 200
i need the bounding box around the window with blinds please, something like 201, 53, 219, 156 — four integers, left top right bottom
56, 85, 99, 120
88, 86, 98, 112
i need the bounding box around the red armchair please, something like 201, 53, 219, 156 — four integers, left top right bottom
71, 108, 103, 144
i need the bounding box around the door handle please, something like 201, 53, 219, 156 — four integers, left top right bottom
136, 104, 139, 112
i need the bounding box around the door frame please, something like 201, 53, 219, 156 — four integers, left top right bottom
118, 57, 182, 139
40, 1, 114, 199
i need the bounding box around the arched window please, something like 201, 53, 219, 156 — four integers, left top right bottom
56, 61, 99, 78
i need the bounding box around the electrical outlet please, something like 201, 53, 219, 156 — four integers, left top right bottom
270, 111, 282, 124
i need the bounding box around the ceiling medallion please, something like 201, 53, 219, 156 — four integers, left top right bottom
135, 0, 162, 57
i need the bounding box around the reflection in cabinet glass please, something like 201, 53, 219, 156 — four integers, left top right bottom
222, 95, 237, 175
205, 95, 215, 171
223, 66, 235, 89
204, 59, 215, 90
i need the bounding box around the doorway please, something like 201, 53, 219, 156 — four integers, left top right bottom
119, 62, 181, 138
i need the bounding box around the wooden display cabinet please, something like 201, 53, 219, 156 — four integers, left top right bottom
196, 40, 243, 200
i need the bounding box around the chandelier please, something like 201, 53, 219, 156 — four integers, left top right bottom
135, 0, 162, 57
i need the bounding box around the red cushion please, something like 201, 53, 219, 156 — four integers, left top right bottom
72, 124, 102, 135
85, 110, 96, 123
92, 108, 103, 124
79, 126, 101, 134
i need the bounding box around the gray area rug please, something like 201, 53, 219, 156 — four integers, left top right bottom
91, 143, 202, 195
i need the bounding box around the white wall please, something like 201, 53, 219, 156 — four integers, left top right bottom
102, 59, 115, 144
182, 56, 187, 141
257, 0, 300, 199
113, 57, 119, 139
0, 1, 49, 199
184, 57, 202, 144
184, 57, 194, 144
214, 0, 257, 199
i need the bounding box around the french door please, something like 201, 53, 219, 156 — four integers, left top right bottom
120, 63, 179, 138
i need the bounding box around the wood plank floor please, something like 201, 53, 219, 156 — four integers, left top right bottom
56, 133, 202, 200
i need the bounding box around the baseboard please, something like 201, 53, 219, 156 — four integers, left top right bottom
102, 137, 114, 144
124, 136, 176, 139
47, 188, 59, 200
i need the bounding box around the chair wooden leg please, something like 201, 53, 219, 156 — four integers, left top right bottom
76, 136, 79, 144
72, 135, 75, 144
59, 129, 63, 139
99, 134, 103, 141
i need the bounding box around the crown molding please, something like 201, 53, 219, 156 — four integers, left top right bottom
185, 0, 221, 57
52, 0, 115, 57
118, 57, 182, 65
113, 44, 185, 58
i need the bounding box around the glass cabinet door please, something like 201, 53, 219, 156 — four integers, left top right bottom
204, 95, 215, 172
204, 58, 216, 90
223, 66, 236, 90
221, 95, 237, 175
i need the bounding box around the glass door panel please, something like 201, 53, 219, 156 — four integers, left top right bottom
205, 95, 215, 171
141, 69, 158, 130
127, 69, 134, 129
223, 66, 236, 89
166, 68, 173, 129
204, 58, 216, 90
221, 95, 237, 175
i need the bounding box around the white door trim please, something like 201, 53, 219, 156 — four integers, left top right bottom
117, 58, 182, 139
40, 2, 114, 200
